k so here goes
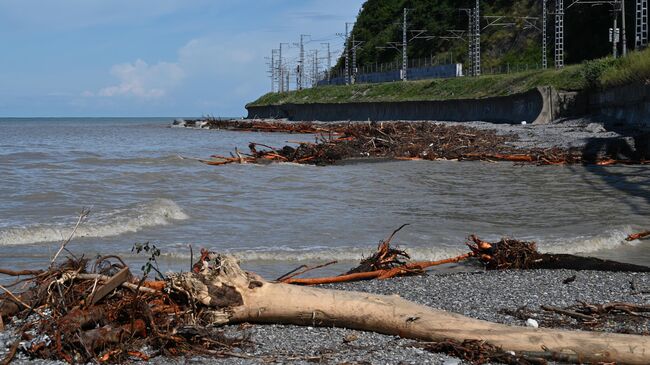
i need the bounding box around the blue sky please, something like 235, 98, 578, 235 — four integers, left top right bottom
0, 0, 365, 117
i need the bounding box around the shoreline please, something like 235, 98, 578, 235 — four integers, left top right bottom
174, 117, 649, 165
4, 269, 647, 364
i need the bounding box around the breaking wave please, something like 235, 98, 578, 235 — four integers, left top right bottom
160, 227, 642, 263
0, 199, 188, 246
163, 245, 468, 263
539, 227, 638, 255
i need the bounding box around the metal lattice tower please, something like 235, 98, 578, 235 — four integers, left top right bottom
473, 0, 481, 76
345, 23, 351, 85
298, 34, 309, 90
613, 2, 620, 58
403, 8, 409, 81
322, 43, 331, 83
637, 0, 649, 49
351, 38, 364, 84
543, 0, 548, 69
467, 9, 474, 76
314, 50, 320, 87
352, 35, 357, 84
270, 49, 278, 92
555, 0, 564, 69
279, 43, 288, 92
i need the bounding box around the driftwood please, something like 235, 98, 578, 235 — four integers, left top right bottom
0, 257, 247, 364
280, 229, 650, 286
467, 235, 650, 272
279, 225, 474, 285
192, 120, 650, 167
3, 228, 650, 363
627, 231, 650, 241
167, 253, 650, 365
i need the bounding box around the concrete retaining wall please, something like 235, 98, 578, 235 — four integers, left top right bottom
246, 87, 558, 124
589, 83, 650, 130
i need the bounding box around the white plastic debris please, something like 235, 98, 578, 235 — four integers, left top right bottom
526, 318, 539, 328
521, 121, 527, 125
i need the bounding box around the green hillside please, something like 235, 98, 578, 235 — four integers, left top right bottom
248, 48, 650, 106
340, 0, 635, 71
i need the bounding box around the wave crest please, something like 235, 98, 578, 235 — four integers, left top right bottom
0, 199, 188, 246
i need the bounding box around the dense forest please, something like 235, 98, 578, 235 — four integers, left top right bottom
338, 0, 635, 71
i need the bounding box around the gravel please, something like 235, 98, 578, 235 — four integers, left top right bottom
2, 269, 648, 364
439, 118, 629, 150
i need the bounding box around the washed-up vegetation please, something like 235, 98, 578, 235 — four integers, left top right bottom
1, 226, 650, 364
189, 119, 647, 167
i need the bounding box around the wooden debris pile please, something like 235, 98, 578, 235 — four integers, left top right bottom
279, 225, 474, 285
194, 118, 344, 134
197, 120, 648, 167
502, 301, 650, 336
466, 235, 541, 270
281, 228, 650, 286
416, 339, 550, 365
542, 302, 650, 328
0, 256, 248, 364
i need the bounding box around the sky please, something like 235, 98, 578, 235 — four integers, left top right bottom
0, 0, 365, 117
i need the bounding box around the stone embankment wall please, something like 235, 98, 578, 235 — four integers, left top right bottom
246, 83, 649, 128
246, 87, 560, 124
589, 83, 650, 129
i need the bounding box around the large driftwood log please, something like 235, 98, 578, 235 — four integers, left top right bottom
169, 254, 650, 365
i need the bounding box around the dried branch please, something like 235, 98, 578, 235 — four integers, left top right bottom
51, 207, 91, 264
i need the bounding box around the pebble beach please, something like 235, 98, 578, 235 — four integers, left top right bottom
2, 268, 648, 364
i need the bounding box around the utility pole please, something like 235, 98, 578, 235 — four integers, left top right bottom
313, 49, 319, 87
351, 36, 364, 84
636, 0, 648, 49
613, 3, 620, 58
297, 34, 310, 90
543, 0, 548, 68
321, 43, 332, 83
279, 43, 288, 92
555, 0, 564, 69
402, 8, 409, 81
621, 0, 627, 55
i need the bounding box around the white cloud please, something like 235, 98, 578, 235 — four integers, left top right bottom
178, 37, 257, 76
93, 59, 184, 99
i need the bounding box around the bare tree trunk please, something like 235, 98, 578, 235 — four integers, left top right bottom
169, 255, 650, 365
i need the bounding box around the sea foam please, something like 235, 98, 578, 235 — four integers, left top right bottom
0, 199, 188, 246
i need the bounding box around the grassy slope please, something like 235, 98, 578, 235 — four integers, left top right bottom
248, 49, 650, 107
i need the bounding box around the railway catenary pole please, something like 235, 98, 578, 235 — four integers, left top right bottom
473, 0, 481, 76
543, 0, 548, 68
555, 0, 564, 68
402, 8, 409, 81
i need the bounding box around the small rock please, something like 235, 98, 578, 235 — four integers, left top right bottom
586, 123, 606, 133
526, 318, 539, 328
343, 334, 359, 343
443, 359, 461, 365
171, 119, 186, 127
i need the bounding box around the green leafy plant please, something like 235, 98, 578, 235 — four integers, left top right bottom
132, 241, 165, 280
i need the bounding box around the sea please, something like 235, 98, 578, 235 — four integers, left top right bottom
1, 117, 649, 279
